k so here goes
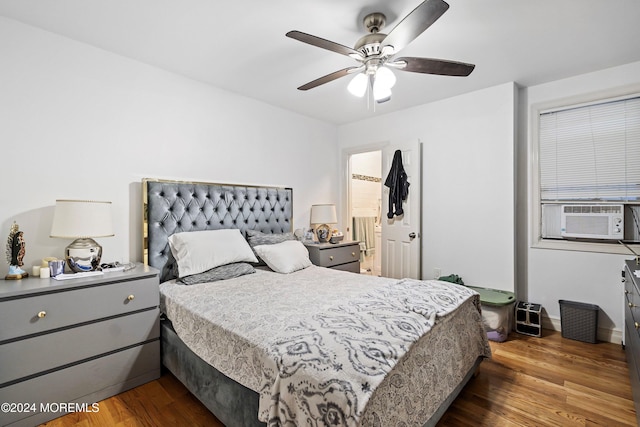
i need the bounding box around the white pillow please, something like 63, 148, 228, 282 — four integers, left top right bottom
253, 240, 312, 274
168, 229, 258, 277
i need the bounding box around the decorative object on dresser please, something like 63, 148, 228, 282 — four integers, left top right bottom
310, 203, 337, 243
0, 264, 160, 427
304, 240, 360, 273
624, 259, 640, 425
329, 232, 344, 244
5, 222, 28, 279
50, 199, 114, 272
48, 259, 66, 278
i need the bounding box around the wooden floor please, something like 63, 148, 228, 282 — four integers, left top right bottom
41, 330, 637, 427
439, 331, 637, 426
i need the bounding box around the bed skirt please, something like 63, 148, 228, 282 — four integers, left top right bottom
161, 319, 482, 427
161, 319, 266, 427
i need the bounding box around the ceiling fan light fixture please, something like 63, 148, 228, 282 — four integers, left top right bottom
287, 0, 475, 103
373, 82, 392, 102
347, 72, 368, 97
371, 66, 395, 102
376, 66, 396, 89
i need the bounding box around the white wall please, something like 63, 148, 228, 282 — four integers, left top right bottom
339, 82, 516, 291
521, 61, 640, 340
0, 17, 338, 276
351, 151, 382, 179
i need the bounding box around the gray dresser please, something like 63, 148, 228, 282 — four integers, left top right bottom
305, 241, 360, 273
0, 264, 160, 427
624, 259, 640, 426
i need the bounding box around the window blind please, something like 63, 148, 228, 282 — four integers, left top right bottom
539, 96, 640, 201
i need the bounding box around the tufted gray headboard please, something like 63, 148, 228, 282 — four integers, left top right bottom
143, 178, 293, 283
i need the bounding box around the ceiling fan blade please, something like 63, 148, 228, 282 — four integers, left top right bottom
382, 0, 449, 54
286, 30, 362, 59
297, 67, 361, 91
393, 57, 475, 76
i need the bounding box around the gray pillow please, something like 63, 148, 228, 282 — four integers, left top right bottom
246, 230, 295, 265
177, 262, 255, 285
246, 229, 295, 245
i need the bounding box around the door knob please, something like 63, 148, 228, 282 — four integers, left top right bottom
409, 232, 416, 239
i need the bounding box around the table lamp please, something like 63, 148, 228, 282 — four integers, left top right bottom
310, 204, 337, 243
50, 200, 114, 272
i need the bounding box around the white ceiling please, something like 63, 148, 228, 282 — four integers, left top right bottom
2, 0, 640, 125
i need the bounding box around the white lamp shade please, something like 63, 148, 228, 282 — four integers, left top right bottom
50, 200, 114, 238
373, 84, 392, 102
347, 73, 368, 97
373, 67, 395, 102
376, 66, 396, 89
310, 204, 337, 225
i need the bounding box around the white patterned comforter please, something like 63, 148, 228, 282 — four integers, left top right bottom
159, 265, 491, 426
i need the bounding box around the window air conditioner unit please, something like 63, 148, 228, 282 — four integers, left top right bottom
561, 204, 624, 240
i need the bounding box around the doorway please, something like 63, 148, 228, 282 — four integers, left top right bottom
349, 150, 382, 276
345, 140, 421, 279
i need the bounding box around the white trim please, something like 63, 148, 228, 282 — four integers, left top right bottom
539, 91, 640, 114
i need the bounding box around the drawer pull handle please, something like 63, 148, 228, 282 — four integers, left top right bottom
636, 322, 640, 330
351, 252, 356, 257
630, 303, 636, 308
329, 256, 334, 261
37, 311, 47, 318
625, 290, 630, 294
127, 294, 135, 301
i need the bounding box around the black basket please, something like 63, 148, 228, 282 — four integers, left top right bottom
559, 300, 599, 343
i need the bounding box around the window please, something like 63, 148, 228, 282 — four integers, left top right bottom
539, 96, 640, 202
534, 94, 640, 249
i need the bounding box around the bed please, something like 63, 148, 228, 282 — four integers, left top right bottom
143, 178, 491, 427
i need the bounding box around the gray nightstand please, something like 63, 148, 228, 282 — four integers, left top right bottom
0, 264, 160, 427
305, 241, 361, 273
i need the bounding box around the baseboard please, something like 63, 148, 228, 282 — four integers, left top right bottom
540, 315, 622, 345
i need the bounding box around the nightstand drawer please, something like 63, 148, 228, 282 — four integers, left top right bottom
0, 277, 158, 342
0, 309, 159, 386
330, 261, 360, 273
313, 244, 359, 267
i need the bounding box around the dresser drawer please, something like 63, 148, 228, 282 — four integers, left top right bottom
313, 244, 359, 267
626, 301, 640, 404
626, 266, 640, 325
0, 341, 160, 427
0, 277, 158, 342
0, 309, 159, 386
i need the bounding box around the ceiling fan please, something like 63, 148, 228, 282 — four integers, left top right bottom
286, 0, 474, 103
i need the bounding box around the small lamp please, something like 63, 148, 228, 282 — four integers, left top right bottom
310, 204, 337, 243
50, 200, 114, 272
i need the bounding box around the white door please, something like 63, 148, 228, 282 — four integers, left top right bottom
381, 140, 422, 279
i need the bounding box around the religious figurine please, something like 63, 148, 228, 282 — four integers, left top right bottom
5, 222, 28, 280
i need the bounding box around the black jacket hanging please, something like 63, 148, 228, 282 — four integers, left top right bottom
384, 150, 410, 218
